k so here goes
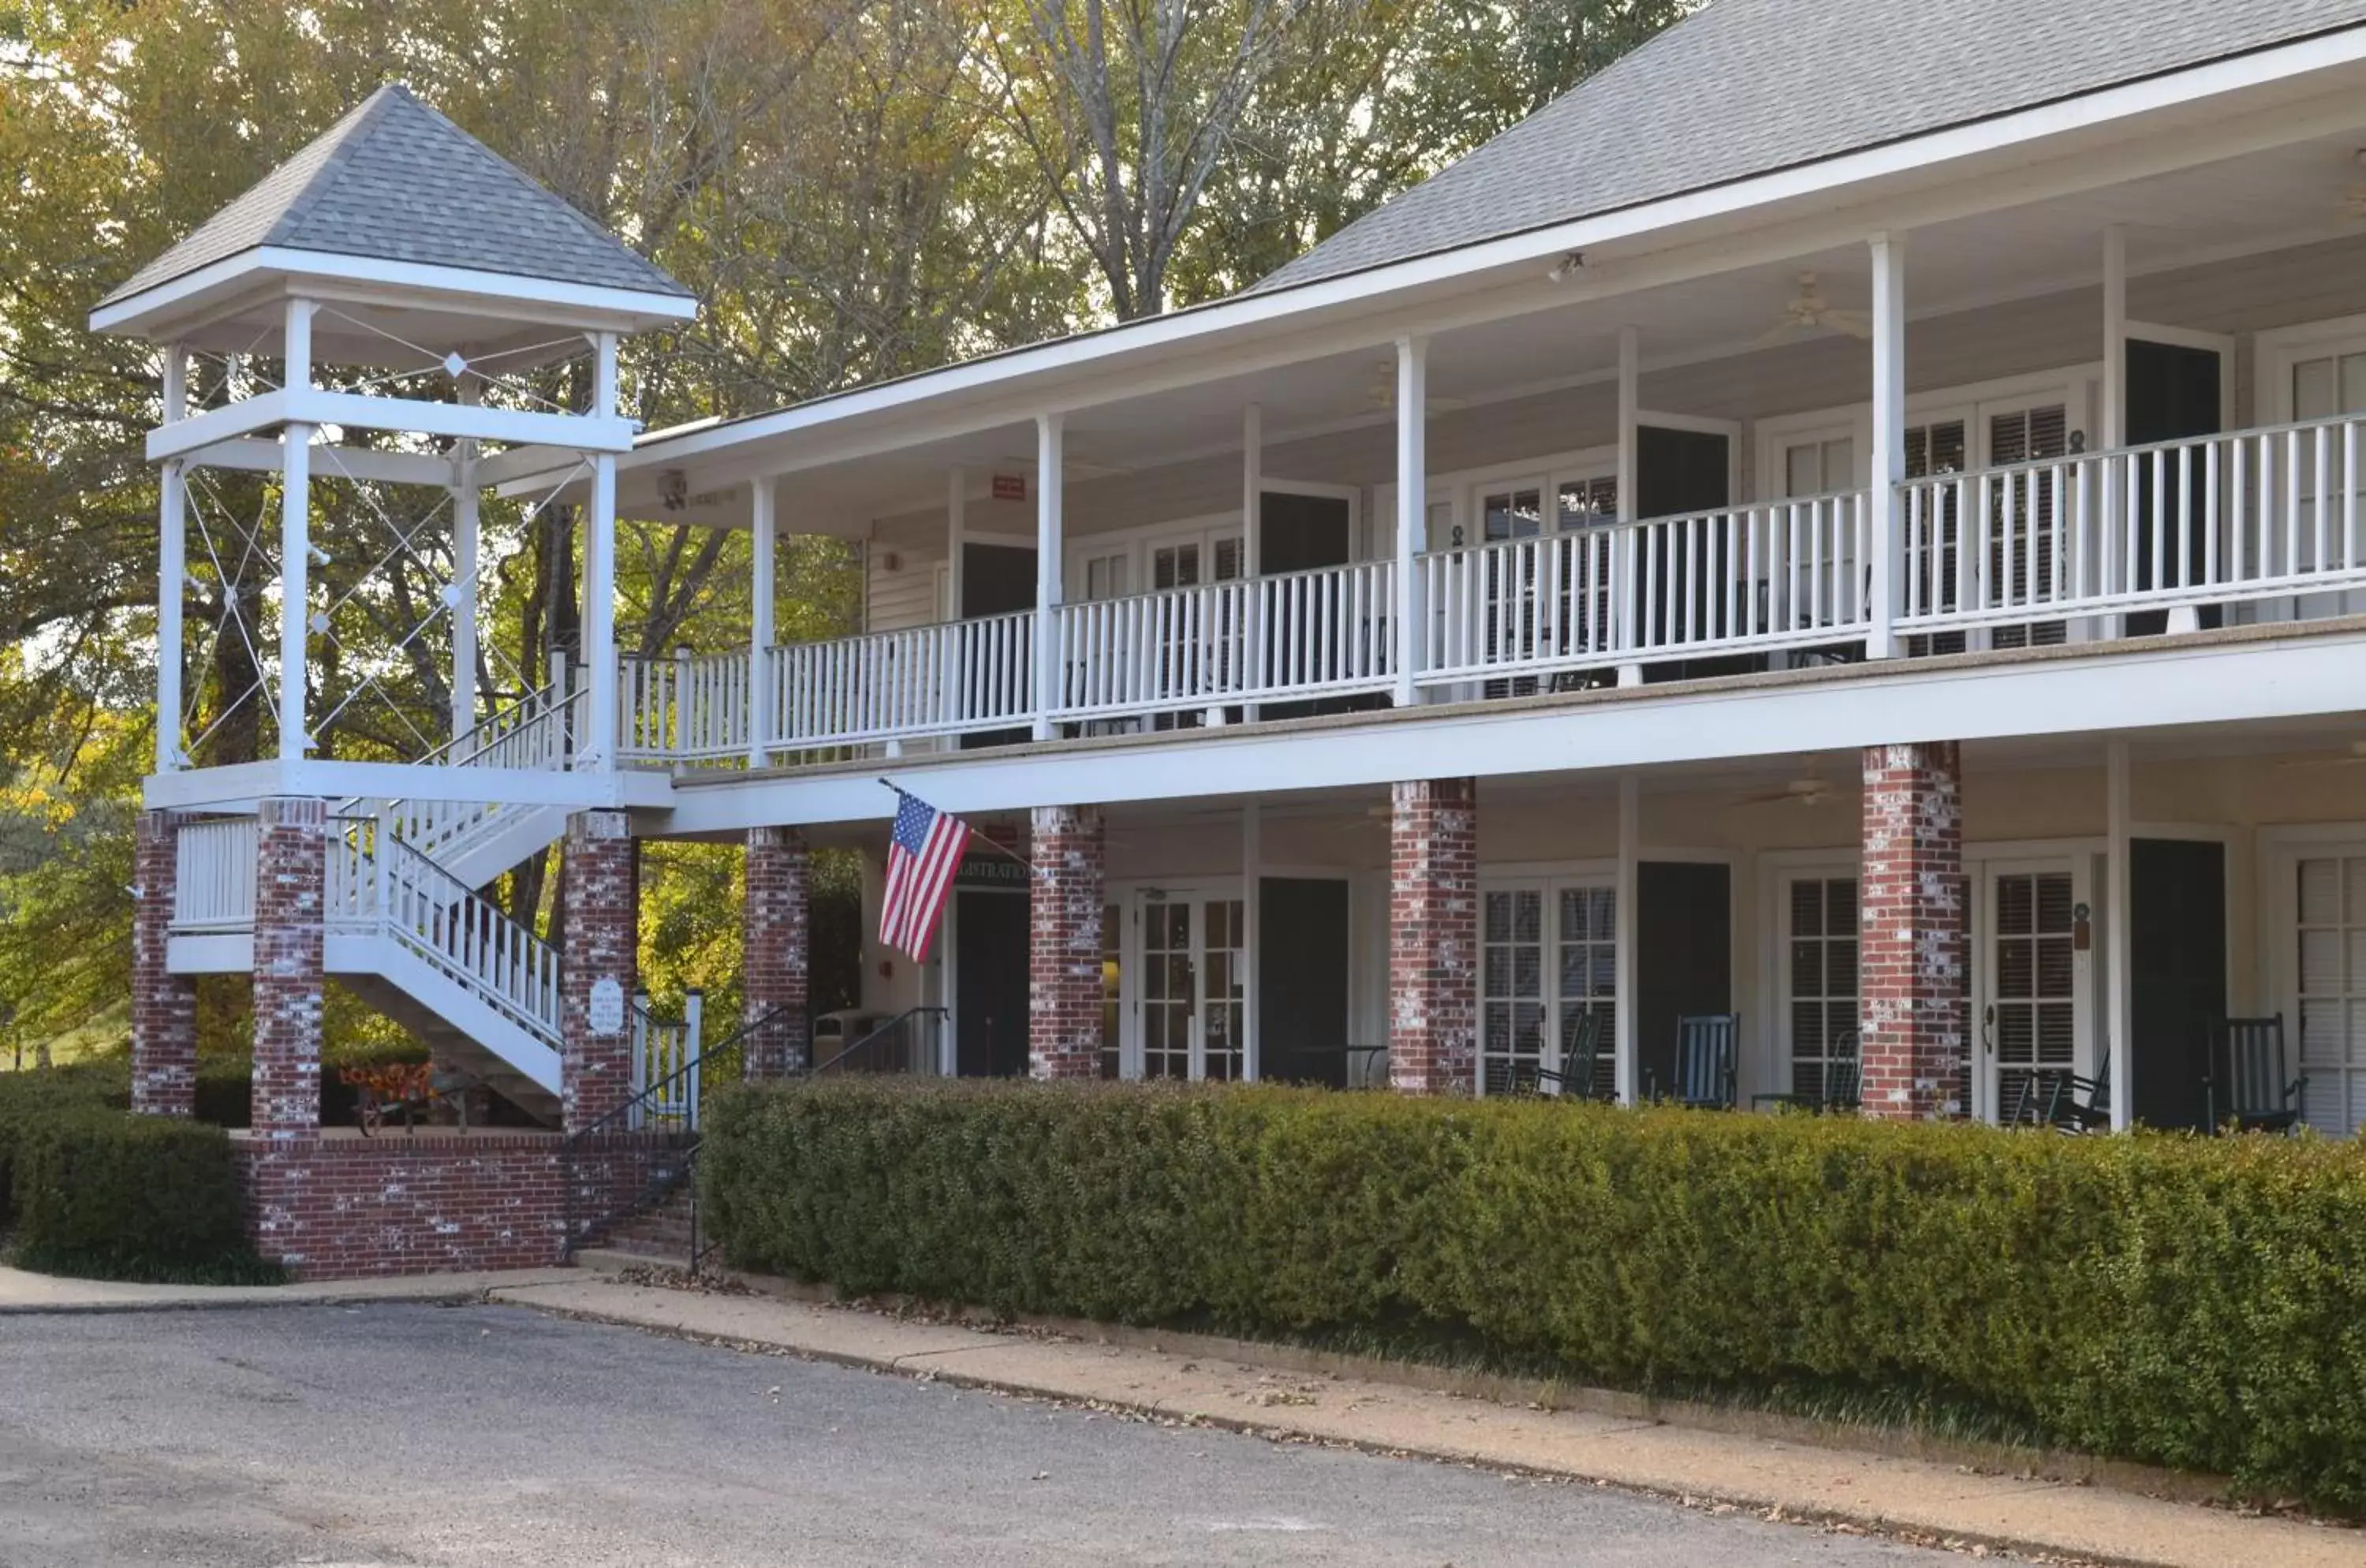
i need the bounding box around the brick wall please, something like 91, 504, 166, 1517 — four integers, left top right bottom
1860, 742, 1968, 1120
742, 825, 810, 1077
1028, 805, 1104, 1080
131, 809, 196, 1116
252, 797, 328, 1137
234, 1131, 685, 1279
1389, 778, 1479, 1096
561, 809, 638, 1133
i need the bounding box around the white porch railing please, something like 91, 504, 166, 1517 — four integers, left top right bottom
764, 610, 1036, 751
1899, 413, 2366, 632
1058, 558, 1394, 719
620, 649, 752, 763
1419, 494, 1870, 683
172, 818, 259, 930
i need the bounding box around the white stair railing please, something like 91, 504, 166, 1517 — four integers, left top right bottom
340, 673, 580, 877
620, 648, 752, 763
629, 989, 703, 1130
1900, 413, 2366, 632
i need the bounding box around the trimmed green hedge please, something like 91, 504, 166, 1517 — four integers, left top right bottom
701, 1079, 2366, 1509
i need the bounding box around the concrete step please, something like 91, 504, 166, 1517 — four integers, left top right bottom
585, 1185, 696, 1264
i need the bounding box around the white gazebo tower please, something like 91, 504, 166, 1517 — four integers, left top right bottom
95, 84, 696, 1139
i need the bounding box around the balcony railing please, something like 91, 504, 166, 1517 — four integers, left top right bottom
609, 416, 2366, 767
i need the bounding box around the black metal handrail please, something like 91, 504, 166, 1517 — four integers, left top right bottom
565, 1005, 793, 1148
809, 1006, 950, 1077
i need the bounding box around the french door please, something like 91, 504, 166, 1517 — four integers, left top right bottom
1132, 890, 1246, 1081
1779, 872, 1860, 1099
1479, 880, 1618, 1096
1977, 860, 2084, 1123
2291, 848, 2366, 1137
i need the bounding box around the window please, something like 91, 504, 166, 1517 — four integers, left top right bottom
2297, 855, 2366, 1137
1904, 419, 1969, 657
1559, 476, 1618, 528
2294, 352, 2366, 420
1782, 437, 1856, 498
1786, 877, 1860, 1099
1986, 405, 2070, 649
1481, 882, 1616, 1096
1083, 552, 1129, 602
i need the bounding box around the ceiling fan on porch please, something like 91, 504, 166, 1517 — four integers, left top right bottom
1734, 764, 1841, 809
1751, 273, 1874, 349
2278, 741, 2366, 770
1362, 361, 1468, 417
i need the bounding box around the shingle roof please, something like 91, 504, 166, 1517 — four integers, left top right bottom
100, 83, 689, 308
1261, 0, 2366, 292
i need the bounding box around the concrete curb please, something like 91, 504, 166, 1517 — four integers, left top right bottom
504, 1264, 2366, 1568
0, 1264, 577, 1314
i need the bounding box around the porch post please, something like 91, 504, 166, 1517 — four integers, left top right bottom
278, 300, 316, 762
1028, 804, 1104, 1077
1614, 775, 1640, 1103
155, 345, 187, 771
1033, 415, 1065, 741
1392, 336, 1427, 707
2100, 224, 2129, 639
1858, 742, 1967, 1119
1244, 404, 1263, 722
131, 809, 196, 1116
748, 476, 776, 767
1615, 327, 1643, 686
251, 796, 329, 1136
1867, 234, 1906, 662
451, 378, 481, 743
1242, 801, 1261, 1079
1388, 777, 1477, 1095
582, 330, 621, 769
561, 808, 638, 1131
946, 468, 966, 621
743, 824, 810, 1077
2104, 738, 2133, 1131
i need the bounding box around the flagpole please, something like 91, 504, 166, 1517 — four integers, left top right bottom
879, 778, 1041, 875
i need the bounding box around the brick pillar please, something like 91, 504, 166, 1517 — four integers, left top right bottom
742, 825, 810, 1077
251, 797, 328, 1137
1860, 742, 1968, 1120
1390, 778, 1480, 1095
562, 808, 639, 1133
1028, 805, 1104, 1080
131, 810, 198, 1116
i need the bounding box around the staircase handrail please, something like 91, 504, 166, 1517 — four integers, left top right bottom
810, 1006, 950, 1076
370, 834, 565, 1047
565, 1005, 797, 1149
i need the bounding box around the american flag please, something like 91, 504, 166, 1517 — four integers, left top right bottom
879, 786, 971, 961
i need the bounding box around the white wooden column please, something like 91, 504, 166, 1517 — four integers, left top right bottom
278, 301, 316, 763
1242, 801, 1261, 1080
1614, 774, 1640, 1103
1243, 405, 1263, 722
748, 476, 777, 766
1391, 336, 1427, 707
155, 345, 188, 772
1868, 233, 1907, 662
450, 379, 481, 742
1033, 413, 1064, 740
1615, 327, 1643, 685
946, 468, 966, 621
2105, 737, 2133, 1132
2101, 224, 2129, 637
583, 330, 621, 769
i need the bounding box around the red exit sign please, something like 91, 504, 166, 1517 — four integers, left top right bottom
991, 473, 1027, 502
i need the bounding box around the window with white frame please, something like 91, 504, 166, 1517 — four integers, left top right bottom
1783, 875, 1860, 1099
1782, 436, 1857, 498
1480, 879, 1616, 1096
2297, 853, 2366, 1137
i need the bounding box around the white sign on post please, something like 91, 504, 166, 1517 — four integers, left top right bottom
588, 977, 626, 1038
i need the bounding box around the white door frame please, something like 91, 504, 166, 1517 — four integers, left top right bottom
1117, 877, 1246, 1082
1967, 848, 2096, 1125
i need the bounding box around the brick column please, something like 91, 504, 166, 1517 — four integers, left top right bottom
562, 808, 638, 1133
1028, 805, 1104, 1079
1389, 778, 1479, 1095
131, 809, 198, 1116
742, 825, 810, 1078
1860, 742, 1968, 1120
251, 797, 328, 1137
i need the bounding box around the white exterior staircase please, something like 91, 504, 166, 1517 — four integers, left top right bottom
167, 680, 656, 1126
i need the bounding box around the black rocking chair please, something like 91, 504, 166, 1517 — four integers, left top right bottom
2205, 1015, 2307, 1135
1753, 1031, 1862, 1114
1648, 1014, 1739, 1109
1533, 1008, 1611, 1102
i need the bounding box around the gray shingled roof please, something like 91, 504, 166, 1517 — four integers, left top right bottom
100, 83, 689, 308
1262, 0, 2366, 291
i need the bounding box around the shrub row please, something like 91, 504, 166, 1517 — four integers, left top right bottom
701, 1079, 2366, 1510
0, 1066, 271, 1282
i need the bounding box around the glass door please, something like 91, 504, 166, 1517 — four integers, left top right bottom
1981, 862, 2080, 1123
2294, 851, 2366, 1136
1480, 880, 1617, 1096
1782, 873, 1860, 1102
1131, 890, 1245, 1081
1980, 398, 2071, 649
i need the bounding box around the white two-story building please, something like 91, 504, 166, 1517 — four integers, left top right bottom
100, 0, 2366, 1271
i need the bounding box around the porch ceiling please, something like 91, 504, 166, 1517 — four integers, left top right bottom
621, 124, 2366, 538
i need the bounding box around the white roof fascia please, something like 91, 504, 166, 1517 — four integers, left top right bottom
614, 27, 2366, 483
91, 245, 697, 338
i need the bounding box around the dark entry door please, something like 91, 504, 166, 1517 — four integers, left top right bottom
961, 543, 1036, 748
1636, 861, 1733, 1097
1257, 492, 1383, 719
954, 890, 1031, 1076
1636, 427, 1751, 681
2130, 838, 2226, 1130
1259, 877, 1351, 1085
2125, 339, 2223, 634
